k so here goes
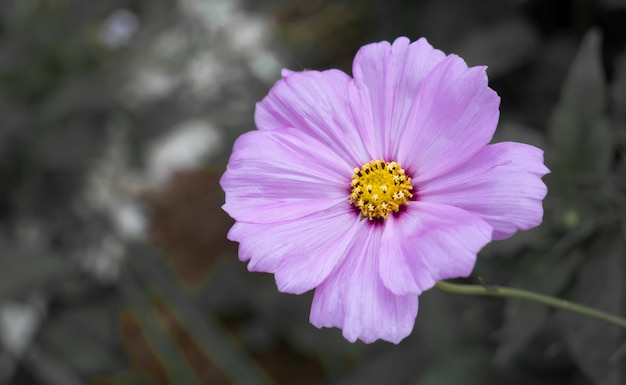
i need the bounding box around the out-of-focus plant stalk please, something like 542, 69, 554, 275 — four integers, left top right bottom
434, 280, 626, 329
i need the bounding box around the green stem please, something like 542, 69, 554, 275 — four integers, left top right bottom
434, 280, 626, 329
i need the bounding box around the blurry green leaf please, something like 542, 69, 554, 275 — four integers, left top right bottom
90, 371, 144, 385
129, 246, 275, 385
478, 217, 545, 260
556, 232, 626, 385
611, 52, 626, 188
120, 268, 201, 385
201, 260, 358, 377
417, 289, 491, 354
22, 347, 84, 385
547, 29, 614, 177
0, 246, 72, 301
611, 52, 626, 127
495, 214, 619, 364
331, 345, 419, 385
491, 121, 547, 150
495, 248, 584, 364
453, 17, 539, 77
37, 298, 123, 376
415, 348, 492, 385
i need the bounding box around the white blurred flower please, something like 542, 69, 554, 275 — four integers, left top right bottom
99, 9, 139, 48
0, 301, 43, 357
147, 119, 222, 187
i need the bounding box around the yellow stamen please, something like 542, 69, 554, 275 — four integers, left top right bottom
349, 159, 413, 220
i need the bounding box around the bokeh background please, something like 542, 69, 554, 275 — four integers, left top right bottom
0, 0, 625, 384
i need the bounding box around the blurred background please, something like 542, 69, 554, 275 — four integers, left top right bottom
0, 0, 625, 384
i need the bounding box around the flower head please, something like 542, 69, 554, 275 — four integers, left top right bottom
220, 37, 549, 343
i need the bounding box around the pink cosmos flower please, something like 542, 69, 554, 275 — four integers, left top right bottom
220, 37, 548, 344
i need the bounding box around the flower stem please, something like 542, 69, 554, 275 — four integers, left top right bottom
434, 280, 626, 329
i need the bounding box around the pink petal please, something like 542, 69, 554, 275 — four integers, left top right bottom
310, 225, 419, 344
228, 205, 358, 294
221, 127, 351, 224
378, 216, 420, 295
380, 203, 493, 294
397, 55, 500, 179
418, 142, 549, 239
253, 68, 299, 130
351, 37, 447, 159
254, 69, 371, 165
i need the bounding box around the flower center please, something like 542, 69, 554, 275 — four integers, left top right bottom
349, 159, 413, 220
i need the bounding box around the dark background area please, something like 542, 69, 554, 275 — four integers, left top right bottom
0, 0, 625, 384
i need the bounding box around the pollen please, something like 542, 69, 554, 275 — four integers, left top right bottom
349, 159, 413, 220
